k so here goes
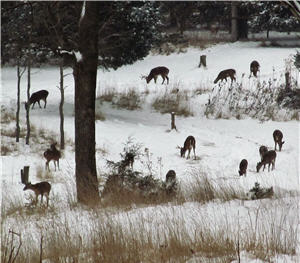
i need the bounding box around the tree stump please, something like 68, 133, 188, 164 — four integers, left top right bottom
198, 55, 207, 68
171, 112, 177, 131
21, 166, 30, 184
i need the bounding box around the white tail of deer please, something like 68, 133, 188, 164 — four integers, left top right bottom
249, 60, 260, 78
44, 143, 61, 171
273, 129, 285, 151
25, 90, 49, 110
214, 69, 236, 84
259, 145, 268, 161
177, 136, 196, 159
141, 66, 169, 84
256, 150, 276, 172
23, 181, 51, 207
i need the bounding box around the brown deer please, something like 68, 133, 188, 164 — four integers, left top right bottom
249, 60, 260, 78
142, 66, 169, 84
238, 159, 248, 176
273, 130, 285, 151
23, 181, 51, 207
256, 150, 276, 172
25, 90, 49, 110
214, 69, 236, 84
177, 136, 196, 159
44, 143, 61, 171
259, 145, 268, 161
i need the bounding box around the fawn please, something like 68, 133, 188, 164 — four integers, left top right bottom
239, 159, 248, 176
25, 90, 49, 110
142, 66, 169, 84
23, 181, 51, 207
256, 150, 276, 172
273, 130, 285, 151
178, 136, 196, 159
250, 60, 260, 78
44, 143, 61, 171
214, 69, 236, 84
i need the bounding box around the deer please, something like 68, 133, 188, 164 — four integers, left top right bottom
214, 69, 236, 84
141, 66, 169, 84
44, 143, 61, 171
273, 129, 285, 151
238, 159, 248, 176
23, 181, 51, 207
177, 136, 196, 159
256, 150, 276, 172
249, 60, 260, 78
25, 90, 49, 110
259, 145, 268, 161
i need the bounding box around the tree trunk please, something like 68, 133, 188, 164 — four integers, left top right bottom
25, 59, 31, 145
16, 63, 21, 142
231, 2, 238, 42
74, 2, 100, 205
59, 60, 65, 150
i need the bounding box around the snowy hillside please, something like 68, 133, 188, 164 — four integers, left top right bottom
1, 41, 299, 262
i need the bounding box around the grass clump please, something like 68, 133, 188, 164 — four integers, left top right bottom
152, 87, 193, 117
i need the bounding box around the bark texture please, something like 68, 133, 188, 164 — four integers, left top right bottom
73, 2, 100, 205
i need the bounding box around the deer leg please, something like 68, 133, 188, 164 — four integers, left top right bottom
46, 161, 49, 171
32, 102, 35, 109
162, 76, 165, 84
54, 160, 57, 171
263, 164, 266, 171
38, 101, 42, 108
46, 194, 49, 207
166, 76, 169, 84
44, 99, 47, 108
274, 142, 277, 151
57, 159, 60, 170
154, 76, 157, 83
41, 194, 44, 204
193, 147, 196, 159
187, 149, 191, 159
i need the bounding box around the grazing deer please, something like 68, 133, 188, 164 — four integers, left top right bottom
141, 66, 169, 84
238, 159, 248, 176
123, 152, 135, 169
256, 150, 276, 172
44, 143, 61, 171
214, 69, 236, 84
25, 90, 49, 110
273, 130, 285, 151
23, 181, 51, 207
259, 145, 268, 161
177, 136, 196, 159
249, 60, 260, 78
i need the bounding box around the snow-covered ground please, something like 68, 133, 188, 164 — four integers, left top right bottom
1, 41, 299, 262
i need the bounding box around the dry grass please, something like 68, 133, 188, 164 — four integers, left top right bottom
152, 85, 193, 117
2, 198, 297, 263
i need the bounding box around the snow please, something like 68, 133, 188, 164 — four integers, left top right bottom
1, 41, 299, 262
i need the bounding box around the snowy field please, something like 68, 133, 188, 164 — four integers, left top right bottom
1, 41, 299, 262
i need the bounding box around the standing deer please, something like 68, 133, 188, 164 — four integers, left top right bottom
214, 69, 236, 84
259, 145, 268, 161
25, 90, 49, 110
44, 143, 61, 171
256, 150, 276, 172
177, 136, 196, 159
249, 60, 260, 78
142, 66, 169, 84
273, 130, 285, 151
23, 181, 51, 207
238, 159, 248, 176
